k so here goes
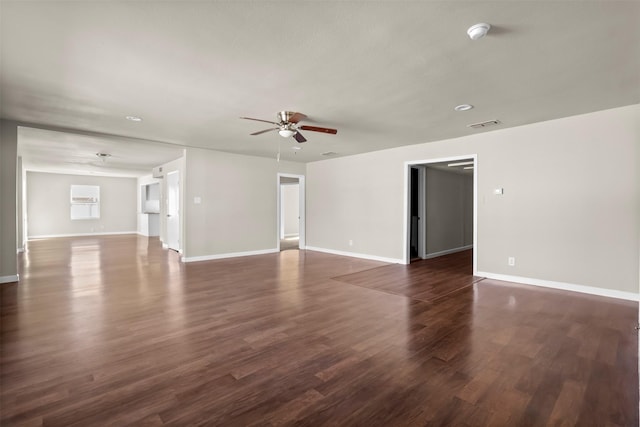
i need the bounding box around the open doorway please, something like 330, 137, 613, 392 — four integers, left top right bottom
404, 156, 477, 274
277, 173, 305, 251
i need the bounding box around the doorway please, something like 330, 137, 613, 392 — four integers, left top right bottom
166, 171, 180, 252
404, 156, 477, 274
409, 166, 426, 260
277, 173, 305, 251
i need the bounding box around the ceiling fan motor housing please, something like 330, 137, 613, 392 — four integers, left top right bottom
278, 111, 296, 123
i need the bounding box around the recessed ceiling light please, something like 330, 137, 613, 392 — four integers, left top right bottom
291, 146, 302, 150
125, 115, 143, 122
454, 104, 474, 112
447, 161, 474, 167
96, 153, 111, 163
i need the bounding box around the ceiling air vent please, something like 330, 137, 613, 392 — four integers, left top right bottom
322, 151, 337, 156
467, 119, 501, 129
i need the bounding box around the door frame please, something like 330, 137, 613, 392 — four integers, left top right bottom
276, 173, 305, 251
166, 170, 181, 253
409, 165, 427, 260
403, 154, 478, 275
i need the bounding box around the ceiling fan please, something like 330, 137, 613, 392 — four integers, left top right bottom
240, 111, 337, 143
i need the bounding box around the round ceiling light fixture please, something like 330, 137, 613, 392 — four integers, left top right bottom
454, 104, 474, 112
125, 115, 143, 122
467, 23, 491, 40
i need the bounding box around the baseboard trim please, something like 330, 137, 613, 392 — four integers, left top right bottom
305, 246, 402, 264
28, 231, 138, 239
137, 232, 161, 238
476, 271, 639, 302
181, 248, 279, 263
0, 274, 19, 284
424, 245, 473, 260
283, 234, 299, 238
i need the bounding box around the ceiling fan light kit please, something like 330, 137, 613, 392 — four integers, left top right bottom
278, 129, 295, 138
241, 111, 337, 144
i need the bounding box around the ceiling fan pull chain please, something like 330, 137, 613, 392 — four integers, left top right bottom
277, 139, 281, 162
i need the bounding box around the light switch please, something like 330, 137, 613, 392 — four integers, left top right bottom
494, 188, 504, 195
194, 197, 201, 204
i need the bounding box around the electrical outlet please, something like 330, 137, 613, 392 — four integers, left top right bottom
508, 257, 515, 266
348, 240, 353, 246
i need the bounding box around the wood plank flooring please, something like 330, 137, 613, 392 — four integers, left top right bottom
1, 235, 637, 426
333, 250, 484, 303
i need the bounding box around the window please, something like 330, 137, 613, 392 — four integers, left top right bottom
70, 185, 100, 220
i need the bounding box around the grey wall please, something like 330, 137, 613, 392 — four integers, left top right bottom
306, 105, 639, 294
425, 167, 473, 255
27, 172, 137, 237
0, 120, 18, 282
184, 147, 305, 259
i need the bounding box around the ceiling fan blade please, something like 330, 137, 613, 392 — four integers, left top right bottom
288, 112, 307, 124
299, 125, 337, 135
251, 128, 278, 136
293, 131, 307, 143
240, 117, 279, 125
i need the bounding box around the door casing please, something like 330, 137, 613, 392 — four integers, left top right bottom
276, 173, 305, 250
403, 155, 478, 275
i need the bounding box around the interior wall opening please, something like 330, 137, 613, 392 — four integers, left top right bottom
277, 174, 305, 252
405, 156, 477, 274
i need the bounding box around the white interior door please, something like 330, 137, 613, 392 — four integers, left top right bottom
166, 171, 180, 251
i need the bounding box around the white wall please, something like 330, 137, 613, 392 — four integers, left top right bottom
425, 168, 473, 255
27, 172, 138, 238
281, 183, 299, 237
307, 105, 639, 296
183, 147, 305, 260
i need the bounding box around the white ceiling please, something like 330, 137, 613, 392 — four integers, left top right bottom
1, 1, 639, 171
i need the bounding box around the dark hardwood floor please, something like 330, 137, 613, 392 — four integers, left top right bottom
1, 236, 637, 426
333, 250, 484, 303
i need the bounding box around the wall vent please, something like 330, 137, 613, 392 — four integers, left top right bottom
467, 119, 501, 129
322, 151, 337, 156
